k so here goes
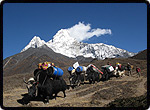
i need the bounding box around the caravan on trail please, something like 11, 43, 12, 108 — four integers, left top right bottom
67, 61, 135, 88
22, 60, 140, 105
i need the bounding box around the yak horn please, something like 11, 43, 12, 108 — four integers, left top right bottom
23, 77, 28, 84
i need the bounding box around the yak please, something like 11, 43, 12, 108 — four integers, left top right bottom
23, 68, 69, 104
101, 68, 114, 80
69, 73, 85, 87
86, 65, 103, 84
68, 66, 87, 87
35, 68, 69, 103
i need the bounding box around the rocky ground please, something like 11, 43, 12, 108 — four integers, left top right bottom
2, 58, 148, 108
3, 70, 147, 108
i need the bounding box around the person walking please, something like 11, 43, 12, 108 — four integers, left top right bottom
127, 63, 132, 76
136, 66, 141, 77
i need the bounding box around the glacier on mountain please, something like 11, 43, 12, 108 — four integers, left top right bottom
21, 29, 135, 59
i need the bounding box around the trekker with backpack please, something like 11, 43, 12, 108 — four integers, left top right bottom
136, 66, 141, 77
116, 62, 122, 71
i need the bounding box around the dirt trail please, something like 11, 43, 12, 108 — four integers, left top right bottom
3, 57, 12, 69
3, 72, 147, 107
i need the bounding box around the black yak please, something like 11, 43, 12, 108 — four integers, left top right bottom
35, 69, 69, 103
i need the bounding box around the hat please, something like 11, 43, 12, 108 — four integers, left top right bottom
116, 62, 120, 65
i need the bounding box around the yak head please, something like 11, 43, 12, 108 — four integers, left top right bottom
23, 77, 37, 97
69, 74, 78, 86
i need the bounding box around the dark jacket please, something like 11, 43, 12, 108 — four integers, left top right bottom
127, 64, 131, 71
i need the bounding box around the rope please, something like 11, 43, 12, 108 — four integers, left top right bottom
42, 75, 47, 86
91, 65, 103, 74
34, 70, 41, 97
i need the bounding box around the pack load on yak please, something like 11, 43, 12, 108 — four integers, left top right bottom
76, 66, 87, 73
68, 67, 75, 75
101, 65, 114, 73
38, 61, 52, 70
68, 62, 87, 75
37, 61, 64, 78
87, 64, 103, 75
48, 66, 64, 77
68, 66, 74, 72
73, 62, 80, 69
101, 65, 114, 80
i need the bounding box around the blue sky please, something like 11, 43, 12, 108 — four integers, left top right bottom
3, 3, 147, 59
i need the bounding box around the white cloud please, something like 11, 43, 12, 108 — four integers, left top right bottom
66, 22, 112, 42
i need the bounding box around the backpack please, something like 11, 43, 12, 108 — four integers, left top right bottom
118, 65, 125, 71
136, 67, 141, 72
118, 64, 122, 70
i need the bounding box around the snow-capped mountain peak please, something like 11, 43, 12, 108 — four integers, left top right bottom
21, 30, 136, 59
46, 29, 80, 57
48, 29, 78, 44
21, 36, 46, 52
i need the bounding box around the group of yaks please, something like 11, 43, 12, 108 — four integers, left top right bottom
67, 62, 126, 87
22, 62, 127, 104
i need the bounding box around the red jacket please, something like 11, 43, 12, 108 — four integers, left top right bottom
136, 67, 141, 72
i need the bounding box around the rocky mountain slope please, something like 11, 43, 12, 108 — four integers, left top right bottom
3, 45, 75, 76
131, 49, 147, 60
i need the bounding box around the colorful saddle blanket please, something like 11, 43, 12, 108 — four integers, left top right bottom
38, 61, 53, 70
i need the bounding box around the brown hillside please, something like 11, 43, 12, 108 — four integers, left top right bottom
3, 57, 147, 107
131, 49, 147, 60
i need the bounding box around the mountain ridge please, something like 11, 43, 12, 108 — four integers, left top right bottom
131, 49, 147, 60
3, 44, 94, 76
21, 29, 136, 60
3, 45, 74, 75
